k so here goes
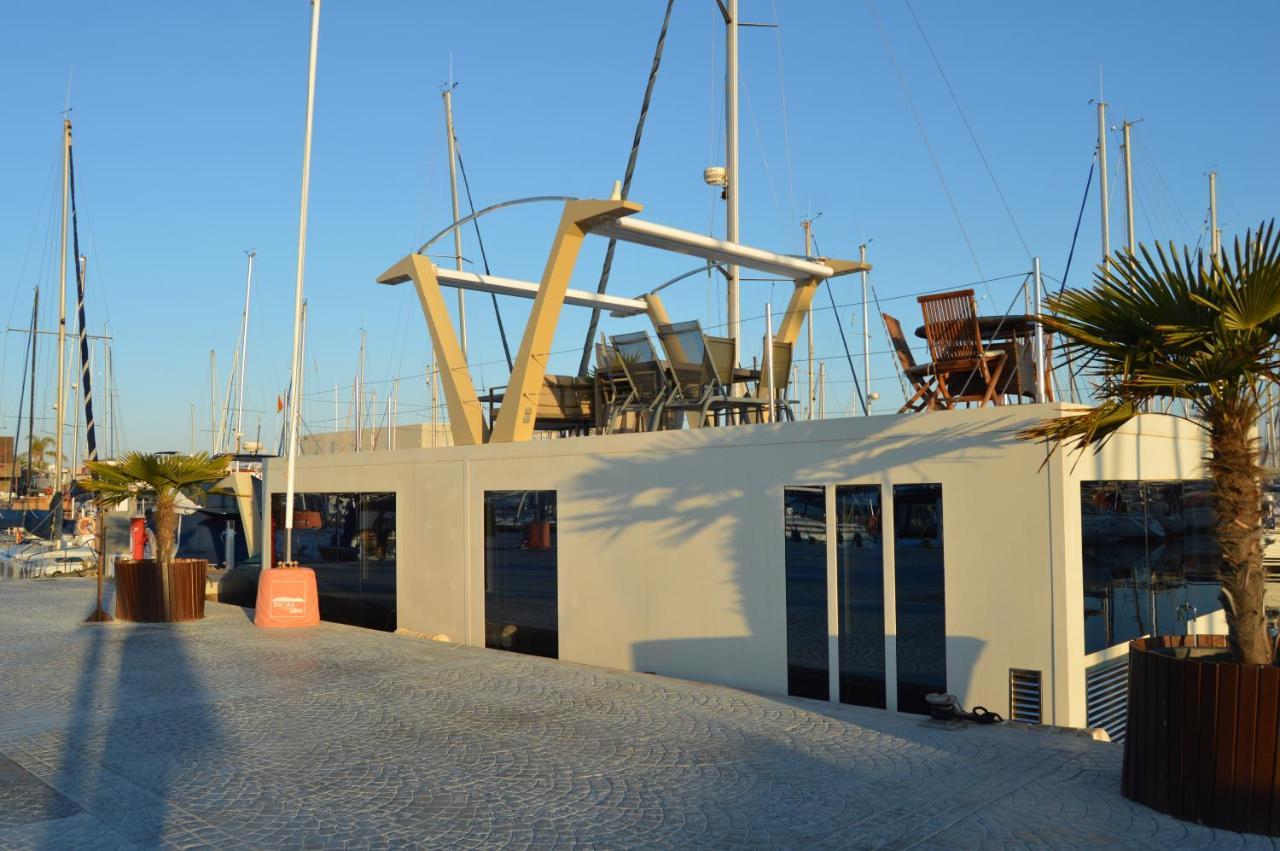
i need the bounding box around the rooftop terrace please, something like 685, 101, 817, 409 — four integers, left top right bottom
0, 579, 1268, 848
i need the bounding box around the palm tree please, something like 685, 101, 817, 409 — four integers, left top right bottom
24, 435, 59, 471
1021, 222, 1280, 666
81, 452, 230, 618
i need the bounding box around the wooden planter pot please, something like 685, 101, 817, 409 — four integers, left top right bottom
1123, 635, 1280, 835
114, 558, 208, 623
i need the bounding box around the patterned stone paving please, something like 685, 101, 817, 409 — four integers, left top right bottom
0, 578, 1275, 849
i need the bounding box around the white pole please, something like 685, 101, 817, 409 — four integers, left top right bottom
725, 0, 740, 360
1209, 170, 1221, 263
1097, 101, 1111, 270
860, 243, 870, 415
818, 361, 825, 419
429, 363, 438, 447
1122, 120, 1135, 256
333, 384, 339, 450
209, 349, 217, 452
803, 219, 814, 420
391, 379, 398, 450
284, 0, 321, 564
234, 250, 256, 452
55, 118, 70, 539
764, 304, 775, 423
443, 86, 468, 362
1033, 257, 1046, 404
355, 330, 365, 452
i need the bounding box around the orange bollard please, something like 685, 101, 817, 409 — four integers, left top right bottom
253, 565, 320, 628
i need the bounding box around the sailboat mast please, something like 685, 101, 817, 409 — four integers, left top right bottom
860, 243, 870, 415
443, 84, 468, 362
54, 118, 71, 535
802, 217, 814, 420
27, 287, 38, 488
1209, 170, 1221, 263
209, 350, 217, 452
234, 250, 256, 452
724, 0, 741, 358
1096, 101, 1111, 269
1122, 120, 1136, 256
284, 0, 322, 563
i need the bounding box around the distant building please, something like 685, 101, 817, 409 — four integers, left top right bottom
300, 422, 455, 455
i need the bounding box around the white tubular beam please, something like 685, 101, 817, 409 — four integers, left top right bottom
379, 265, 648, 316
591, 216, 836, 281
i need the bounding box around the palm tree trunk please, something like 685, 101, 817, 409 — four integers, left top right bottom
155, 493, 176, 621
1209, 406, 1272, 665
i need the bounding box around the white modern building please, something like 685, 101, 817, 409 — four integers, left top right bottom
262, 402, 1220, 739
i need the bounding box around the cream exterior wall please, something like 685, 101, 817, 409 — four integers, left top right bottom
263, 403, 1209, 728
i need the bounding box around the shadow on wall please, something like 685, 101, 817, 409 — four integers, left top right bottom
45, 583, 224, 845
564, 412, 1027, 705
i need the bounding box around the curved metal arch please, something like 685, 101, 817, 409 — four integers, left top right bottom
637, 262, 728, 299
418, 195, 580, 254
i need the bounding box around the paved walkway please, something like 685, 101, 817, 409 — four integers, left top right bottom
0, 579, 1273, 849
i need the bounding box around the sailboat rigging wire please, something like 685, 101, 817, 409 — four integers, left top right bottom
576, 0, 675, 377
867, 0, 987, 288
1057, 153, 1096, 404
453, 143, 513, 371
903, 0, 1031, 261
769, 0, 800, 251
66, 143, 97, 462
7, 293, 36, 501
811, 235, 868, 415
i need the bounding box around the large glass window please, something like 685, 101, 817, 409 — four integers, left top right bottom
836, 485, 886, 708
1081, 480, 1220, 654
784, 486, 828, 700
893, 483, 946, 715
484, 490, 558, 659
270, 492, 397, 631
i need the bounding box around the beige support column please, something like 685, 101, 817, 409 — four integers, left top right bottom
774, 259, 870, 347
776, 277, 821, 347
490, 199, 641, 443
378, 254, 485, 446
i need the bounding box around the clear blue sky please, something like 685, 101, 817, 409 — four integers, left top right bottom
2, 1, 1277, 451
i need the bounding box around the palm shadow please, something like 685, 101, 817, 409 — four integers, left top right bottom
562, 411, 1029, 707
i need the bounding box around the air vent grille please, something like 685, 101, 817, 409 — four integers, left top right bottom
1086, 656, 1130, 743
1008, 668, 1042, 724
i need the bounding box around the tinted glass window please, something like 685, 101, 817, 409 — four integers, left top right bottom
784, 486, 828, 700
1081, 480, 1220, 653
485, 490, 558, 659
893, 483, 946, 715
836, 485, 885, 708
270, 492, 397, 631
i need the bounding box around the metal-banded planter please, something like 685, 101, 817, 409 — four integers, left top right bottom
114, 558, 208, 623
1123, 635, 1280, 835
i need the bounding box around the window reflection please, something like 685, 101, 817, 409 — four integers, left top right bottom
270, 492, 397, 631
893, 483, 946, 715
485, 490, 558, 659
836, 485, 885, 708
784, 486, 828, 700
1081, 480, 1220, 654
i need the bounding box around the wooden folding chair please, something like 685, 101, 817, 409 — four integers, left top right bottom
917, 290, 1007, 408
882, 313, 944, 412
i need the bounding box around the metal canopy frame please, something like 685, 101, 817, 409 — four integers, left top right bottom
377, 196, 871, 444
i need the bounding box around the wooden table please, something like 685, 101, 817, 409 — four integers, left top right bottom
913, 315, 1050, 402
913, 314, 1039, 341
